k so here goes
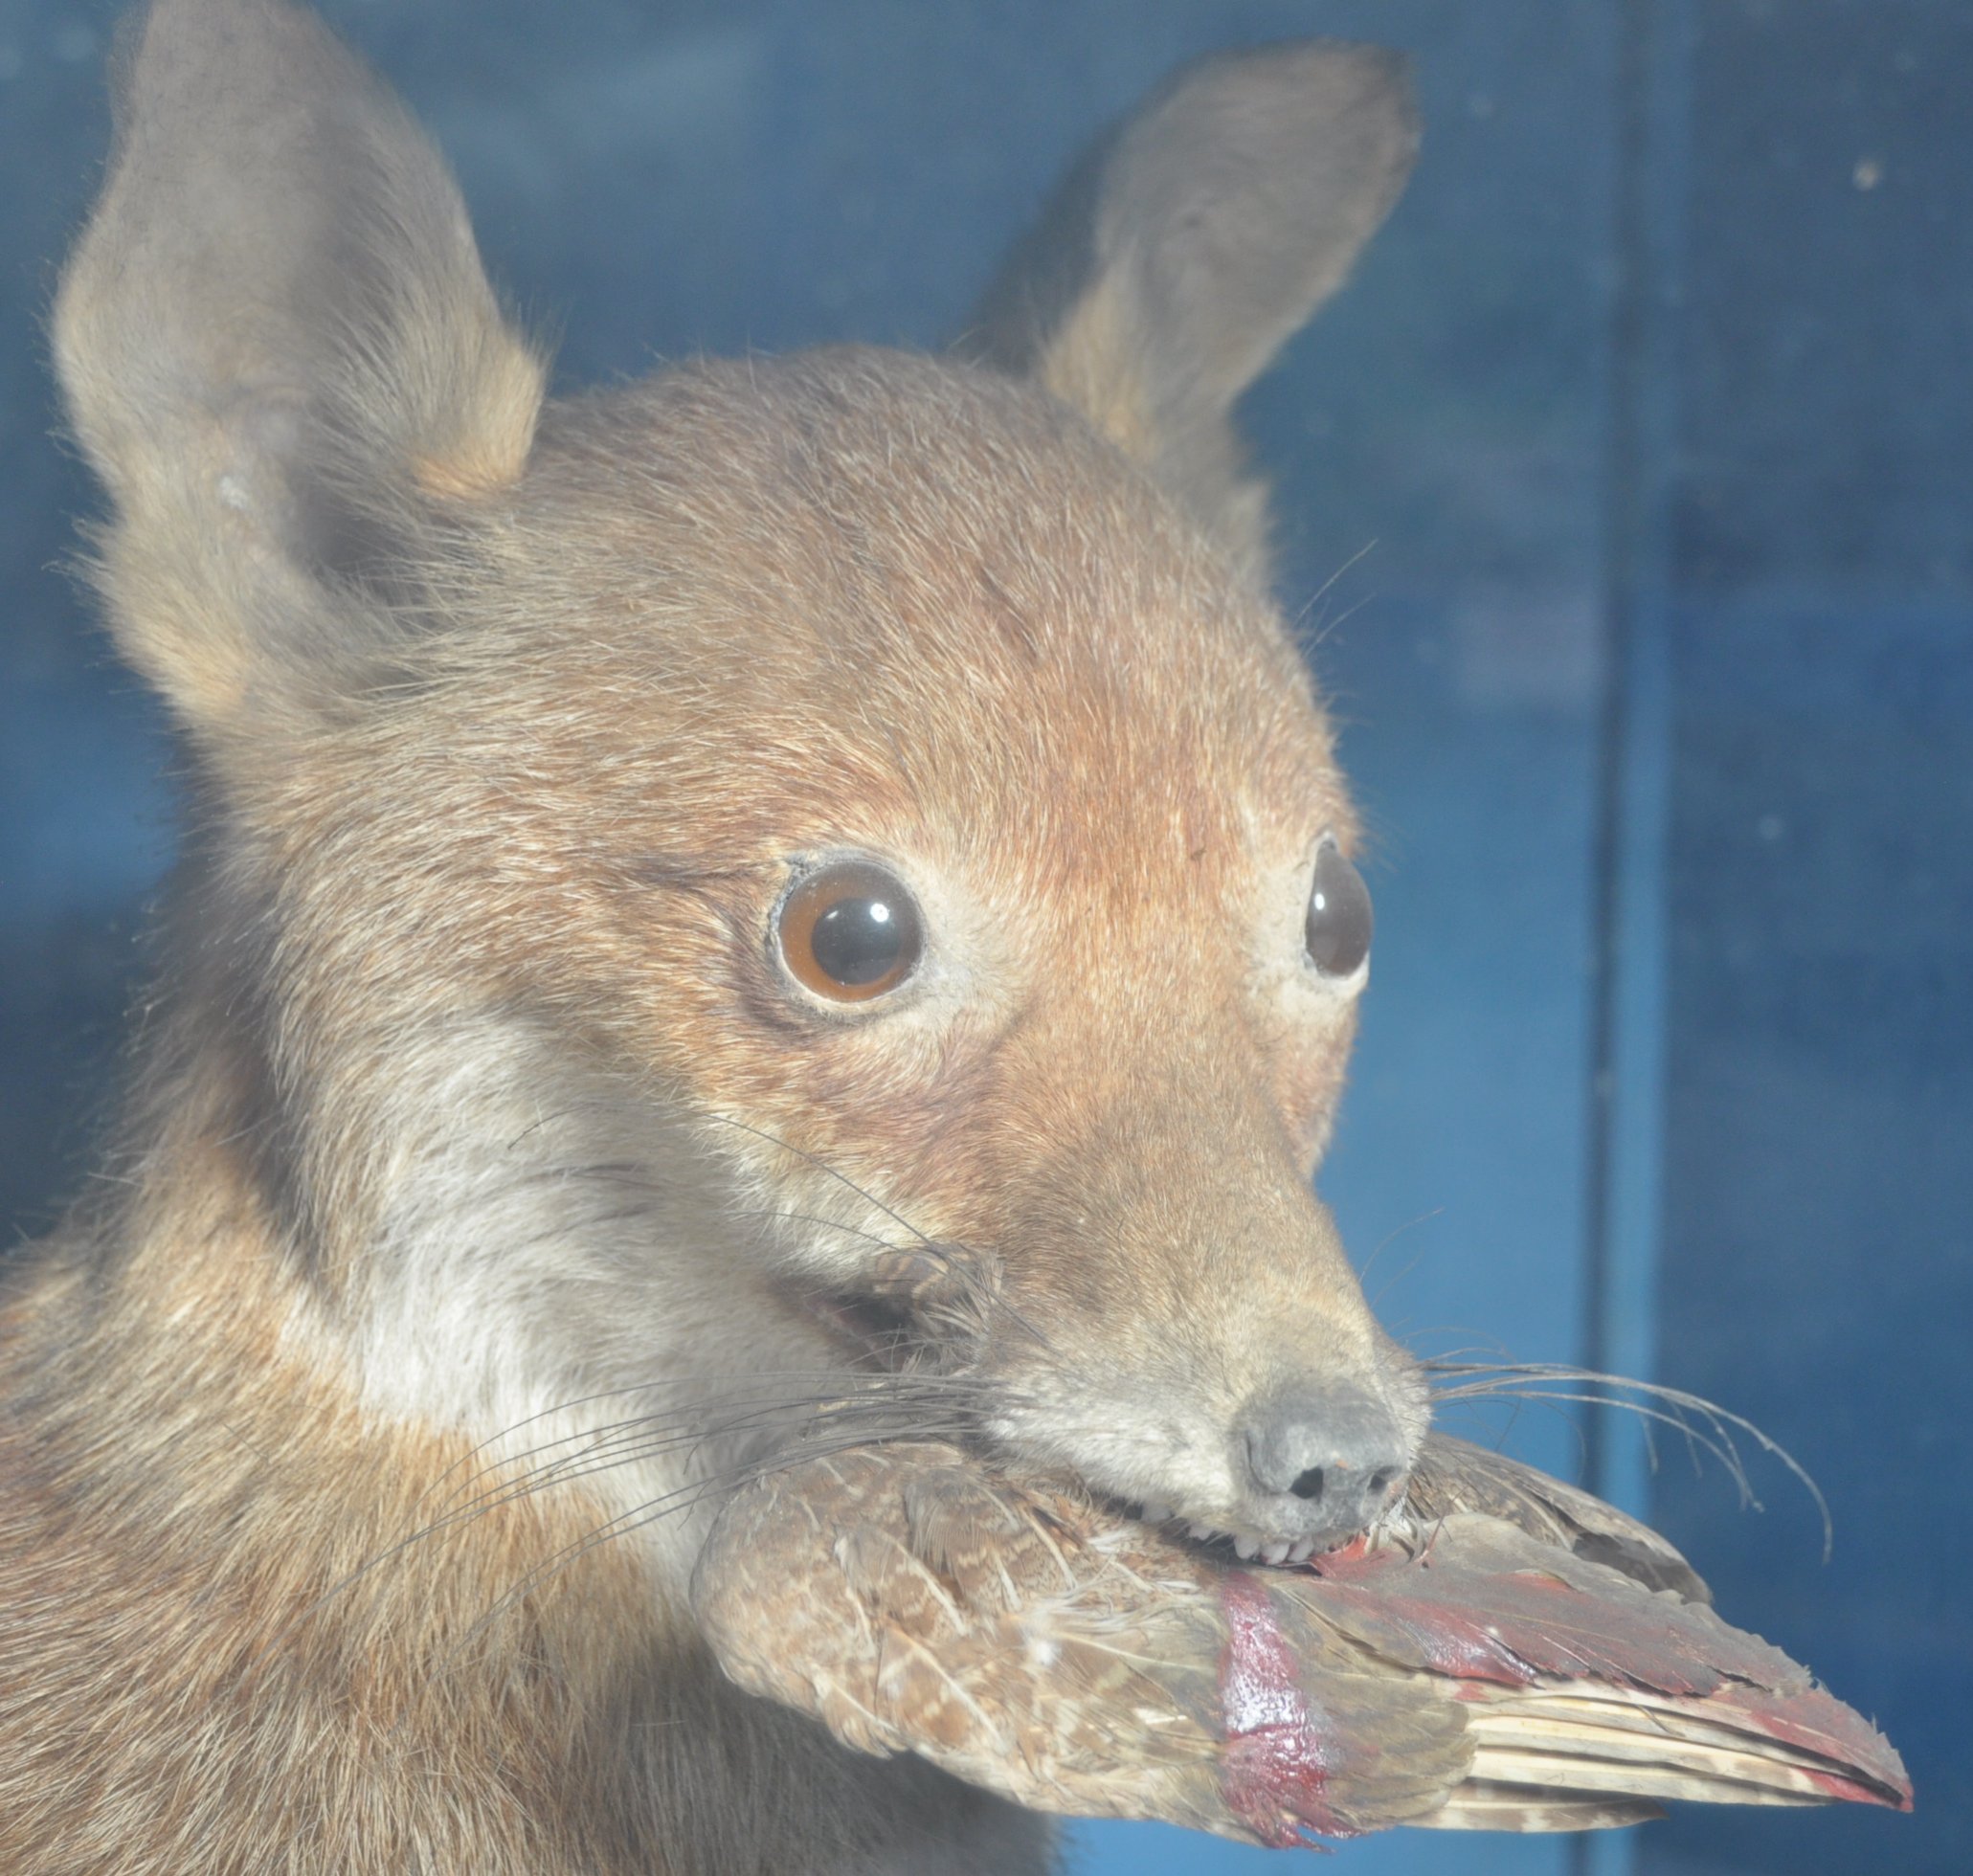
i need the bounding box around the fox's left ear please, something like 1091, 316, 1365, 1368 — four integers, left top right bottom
966, 42, 1417, 580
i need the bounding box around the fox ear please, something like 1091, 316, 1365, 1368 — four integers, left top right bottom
54, 0, 545, 739
967, 42, 1417, 579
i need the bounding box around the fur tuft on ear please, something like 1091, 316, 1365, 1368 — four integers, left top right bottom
966, 42, 1418, 580
53, 0, 546, 737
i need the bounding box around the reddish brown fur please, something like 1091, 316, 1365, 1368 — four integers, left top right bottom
4, 4, 1422, 1869
0, 1156, 1020, 1873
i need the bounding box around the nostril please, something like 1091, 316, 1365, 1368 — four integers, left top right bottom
1241, 1385, 1409, 1522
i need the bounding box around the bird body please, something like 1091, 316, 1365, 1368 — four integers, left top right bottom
693, 1435, 1912, 1846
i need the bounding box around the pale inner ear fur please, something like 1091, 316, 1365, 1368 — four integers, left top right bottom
52, 0, 546, 739
965, 41, 1418, 580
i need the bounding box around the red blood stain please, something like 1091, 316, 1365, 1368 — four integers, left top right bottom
1217, 1572, 1357, 1847
1805, 1765, 1915, 1810
1297, 1541, 1913, 1814
1307, 1544, 1724, 1690
1713, 1688, 1916, 1810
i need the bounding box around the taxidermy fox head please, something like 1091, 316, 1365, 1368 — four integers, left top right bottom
53, 0, 1423, 1587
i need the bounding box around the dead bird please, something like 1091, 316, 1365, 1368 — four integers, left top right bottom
694, 1433, 1913, 1845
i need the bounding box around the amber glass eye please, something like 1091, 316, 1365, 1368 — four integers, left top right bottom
1305, 840, 1373, 977
777, 861, 924, 1002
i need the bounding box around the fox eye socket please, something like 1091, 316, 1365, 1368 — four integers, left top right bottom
1305, 841, 1373, 978
777, 862, 924, 1003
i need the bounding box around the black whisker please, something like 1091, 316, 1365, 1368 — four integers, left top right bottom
428, 1374, 1005, 1518
731, 1206, 921, 1252
703, 1113, 934, 1246
252, 1371, 1012, 1685
1425, 1358, 1831, 1559
424, 1414, 986, 1686
1357, 1205, 1446, 1297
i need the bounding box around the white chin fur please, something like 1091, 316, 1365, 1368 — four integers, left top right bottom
338, 1027, 853, 1592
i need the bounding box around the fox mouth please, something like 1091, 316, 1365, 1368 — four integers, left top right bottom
985, 1396, 1419, 1566
779, 1266, 1413, 1562
778, 1237, 1007, 1375
798, 1281, 924, 1365
1114, 1497, 1377, 1567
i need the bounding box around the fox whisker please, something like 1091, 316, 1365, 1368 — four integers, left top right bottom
1425, 1359, 1830, 1556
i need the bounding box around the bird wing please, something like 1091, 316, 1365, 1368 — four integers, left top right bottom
1275, 1512, 1910, 1825
1406, 1432, 1711, 1602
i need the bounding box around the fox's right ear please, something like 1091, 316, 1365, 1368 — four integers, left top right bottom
54, 0, 545, 744
966, 42, 1417, 582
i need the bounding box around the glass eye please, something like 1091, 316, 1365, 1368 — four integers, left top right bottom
1305, 840, 1373, 977
777, 861, 924, 1003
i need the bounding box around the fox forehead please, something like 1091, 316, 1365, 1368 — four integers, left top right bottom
382, 347, 1352, 892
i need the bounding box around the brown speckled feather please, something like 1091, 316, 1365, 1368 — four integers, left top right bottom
693, 1438, 1911, 1847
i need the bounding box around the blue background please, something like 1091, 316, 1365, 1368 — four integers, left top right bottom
1, 4, 1965, 1873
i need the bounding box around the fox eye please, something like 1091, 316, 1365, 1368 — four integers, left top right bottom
1305, 840, 1373, 977
777, 862, 924, 1002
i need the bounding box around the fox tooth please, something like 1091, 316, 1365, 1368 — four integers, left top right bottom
1188, 1521, 1213, 1541
1141, 1502, 1171, 1525
1288, 1538, 1314, 1563
1233, 1535, 1257, 1560
1260, 1539, 1290, 1565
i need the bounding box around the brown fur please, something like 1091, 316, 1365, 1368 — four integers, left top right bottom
0, 1171, 1022, 1874
4, 3, 1419, 1869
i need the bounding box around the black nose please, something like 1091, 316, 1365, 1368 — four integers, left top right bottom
1241, 1385, 1408, 1536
